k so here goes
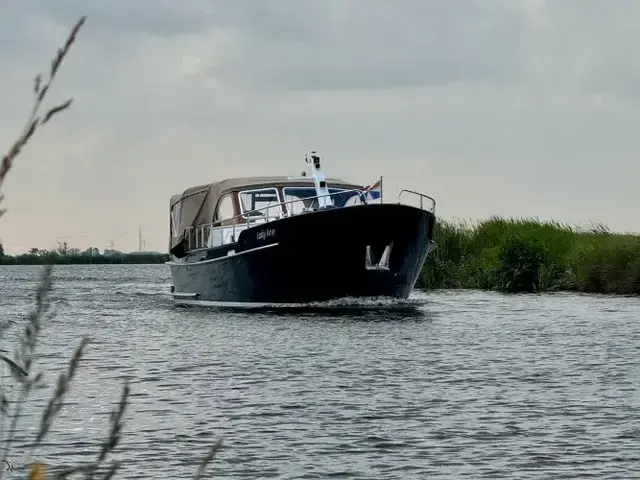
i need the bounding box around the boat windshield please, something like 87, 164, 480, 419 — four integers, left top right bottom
238, 187, 283, 220
283, 187, 363, 215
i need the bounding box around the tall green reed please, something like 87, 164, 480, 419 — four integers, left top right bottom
421, 217, 640, 295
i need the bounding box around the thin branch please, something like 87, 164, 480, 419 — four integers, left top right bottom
34, 337, 89, 446
42, 99, 74, 125
193, 439, 222, 480
48, 381, 130, 480
95, 380, 129, 465
0, 356, 27, 377
0, 15, 86, 211
0, 13, 225, 478
0, 265, 55, 476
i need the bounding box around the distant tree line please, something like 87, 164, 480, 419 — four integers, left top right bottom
0, 241, 169, 265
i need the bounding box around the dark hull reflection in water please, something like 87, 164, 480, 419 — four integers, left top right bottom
2, 264, 639, 480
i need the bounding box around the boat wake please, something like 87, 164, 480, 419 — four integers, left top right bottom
174, 295, 427, 316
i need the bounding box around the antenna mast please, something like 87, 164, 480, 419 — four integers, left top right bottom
305, 150, 333, 208
138, 227, 146, 252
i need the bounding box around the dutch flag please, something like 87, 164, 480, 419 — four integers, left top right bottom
362, 177, 382, 203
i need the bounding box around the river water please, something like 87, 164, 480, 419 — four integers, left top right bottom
0, 264, 638, 479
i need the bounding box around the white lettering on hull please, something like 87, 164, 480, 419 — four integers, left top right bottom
256, 229, 276, 241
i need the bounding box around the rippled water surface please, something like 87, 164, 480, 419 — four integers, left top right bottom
1, 264, 639, 479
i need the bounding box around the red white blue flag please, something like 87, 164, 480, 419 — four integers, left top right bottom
363, 177, 382, 202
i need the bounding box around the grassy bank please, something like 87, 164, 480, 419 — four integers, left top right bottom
418, 217, 640, 295
0, 250, 169, 265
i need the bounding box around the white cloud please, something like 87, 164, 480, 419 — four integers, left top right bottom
1, 0, 640, 254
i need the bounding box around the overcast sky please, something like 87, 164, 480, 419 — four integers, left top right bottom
1, 0, 639, 254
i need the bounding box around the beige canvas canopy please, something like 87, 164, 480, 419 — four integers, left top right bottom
169, 176, 362, 250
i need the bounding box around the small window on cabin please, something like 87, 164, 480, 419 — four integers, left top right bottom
215, 194, 235, 223
171, 203, 181, 237
238, 188, 282, 220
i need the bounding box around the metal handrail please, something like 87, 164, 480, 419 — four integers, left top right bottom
182, 186, 436, 251
184, 187, 368, 251
397, 189, 436, 213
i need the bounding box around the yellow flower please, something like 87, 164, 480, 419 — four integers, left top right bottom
29, 462, 46, 480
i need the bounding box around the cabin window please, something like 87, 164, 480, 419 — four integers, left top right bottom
215, 194, 235, 223
238, 188, 282, 221
171, 202, 182, 237
283, 187, 317, 214
283, 187, 363, 214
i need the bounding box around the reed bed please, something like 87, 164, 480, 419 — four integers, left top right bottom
420, 217, 640, 295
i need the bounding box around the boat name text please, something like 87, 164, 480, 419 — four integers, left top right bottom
256, 228, 276, 241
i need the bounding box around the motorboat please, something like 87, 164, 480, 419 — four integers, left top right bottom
167, 151, 437, 307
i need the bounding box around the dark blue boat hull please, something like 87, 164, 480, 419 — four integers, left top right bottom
168, 203, 436, 305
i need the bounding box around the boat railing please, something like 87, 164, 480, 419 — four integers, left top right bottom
397, 189, 436, 213
184, 187, 369, 251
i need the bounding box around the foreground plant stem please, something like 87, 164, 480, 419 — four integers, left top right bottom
0, 13, 221, 479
